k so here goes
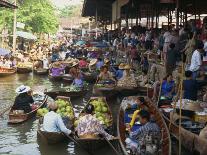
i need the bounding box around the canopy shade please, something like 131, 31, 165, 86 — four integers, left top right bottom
16, 31, 37, 40
0, 48, 10, 56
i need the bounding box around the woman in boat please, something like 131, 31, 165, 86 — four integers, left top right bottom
42, 102, 72, 135
97, 65, 115, 84
13, 85, 34, 113
117, 65, 137, 87
96, 58, 104, 71
79, 57, 88, 68
76, 104, 114, 140
137, 69, 148, 86
50, 61, 65, 77
88, 59, 97, 72
183, 70, 198, 101
125, 110, 160, 155
72, 72, 84, 88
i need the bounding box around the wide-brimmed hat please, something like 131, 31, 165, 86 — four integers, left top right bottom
71, 61, 79, 67
48, 102, 58, 110
104, 58, 110, 64
16, 85, 31, 94
52, 62, 62, 68
89, 59, 97, 66
124, 64, 131, 70
119, 63, 125, 69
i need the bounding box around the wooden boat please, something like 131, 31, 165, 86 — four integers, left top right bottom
37, 96, 74, 144
34, 68, 48, 75
75, 97, 118, 152
83, 72, 97, 83
93, 84, 117, 97
48, 74, 63, 81
0, 67, 16, 77
62, 74, 74, 84
44, 88, 87, 100
17, 67, 32, 74
115, 86, 153, 97
162, 111, 207, 155
8, 93, 48, 124
117, 96, 171, 155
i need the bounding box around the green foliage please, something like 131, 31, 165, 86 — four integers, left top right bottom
58, 4, 82, 18
0, 0, 58, 34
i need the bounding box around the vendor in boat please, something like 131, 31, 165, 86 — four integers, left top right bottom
117, 65, 137, 87
96, 58, 104, 70
76, 104, 114, 140
160, 74, 175, 100
125, 110, 160, 154
183, 70, 198, 101
137, 69, 148, 86
97, 65, 115, 84
72, 73, 84, 88
112, 63, 125, 80
79, 57, 88, 68
42, 102, 72, 135
50, 61, 65, 77
13, 85, 34, 113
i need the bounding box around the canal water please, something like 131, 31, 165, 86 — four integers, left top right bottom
0, 73, 192, 155
0, 74, 119, 155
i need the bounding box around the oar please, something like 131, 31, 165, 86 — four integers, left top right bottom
101, 135, 120, 155
65, 133, 94, 155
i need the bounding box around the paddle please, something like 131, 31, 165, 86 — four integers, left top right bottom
100, 134, 120, 155
65, 133, 95, 155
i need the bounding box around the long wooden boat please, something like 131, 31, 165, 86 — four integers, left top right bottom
117, 96, 171, 155
48, 74, 63, 81
37, 96, 74, 144
162, 112, 207, 155
62, 74, 74, 84
115, 86, 153, 97
8, 93, 48, 124
34, 68, 48, 75
93, 84, 117, 97
83, 72, 97, 83
17, 67, 32, 74
44, 89, 87, 100
75, 97, 118, 152
0, 67, 16, 77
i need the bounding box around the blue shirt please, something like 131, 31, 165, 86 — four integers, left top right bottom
116, 69, 124, 80
161, 80, 175, 96
96, 61, 104, 70
73, 78, 83, 88
42, 111, 71, 135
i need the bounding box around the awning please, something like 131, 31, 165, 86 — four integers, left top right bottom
16, 31, 37, 40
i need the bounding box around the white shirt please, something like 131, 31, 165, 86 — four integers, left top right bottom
190, 50, 201, 72
42, 111, 71, 135
43, 59, 49, 69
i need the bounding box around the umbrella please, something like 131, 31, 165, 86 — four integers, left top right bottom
95, 42, 109, 48
76, 40, 86, 46
16, 31, 37, 40
0, 48, 10, 56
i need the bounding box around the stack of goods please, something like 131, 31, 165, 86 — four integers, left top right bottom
117, 77, 137, 87
66, 85, 82, 92
17, 62, 33, 68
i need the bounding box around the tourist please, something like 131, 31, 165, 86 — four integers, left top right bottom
76, 104, 114, 140
166, 43, 177, 75
42, 102, 72, 135
117, 65, 137, 87
13, 85, 33, 113
189, 40, 204, 79
183, 71, 197, 101
126, 110, 160, 154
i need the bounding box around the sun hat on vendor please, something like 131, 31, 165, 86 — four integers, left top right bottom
89, 59, 97, 66
16, 85, 31, 94
119, 63, 125, 70
52, 61, 62, 68
71, 61, 79, 67
104, 58, 110, 64
48, 102, 58, 111
124, 64, 131, 70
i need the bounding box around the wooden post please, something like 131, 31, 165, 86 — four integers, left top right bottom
12, 0, 17, 52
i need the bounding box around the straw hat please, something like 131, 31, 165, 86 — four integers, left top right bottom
104, 58, 110, 64
52, 62, 62, 68
124, 64, 131, 70
119, 63, 125, 70
71, 61, 79, 67
48, 102, 58, 110
89, 59, 97, 66
16, 85, 31, 94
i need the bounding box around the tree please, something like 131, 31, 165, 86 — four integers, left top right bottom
0, 0, 59, 34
